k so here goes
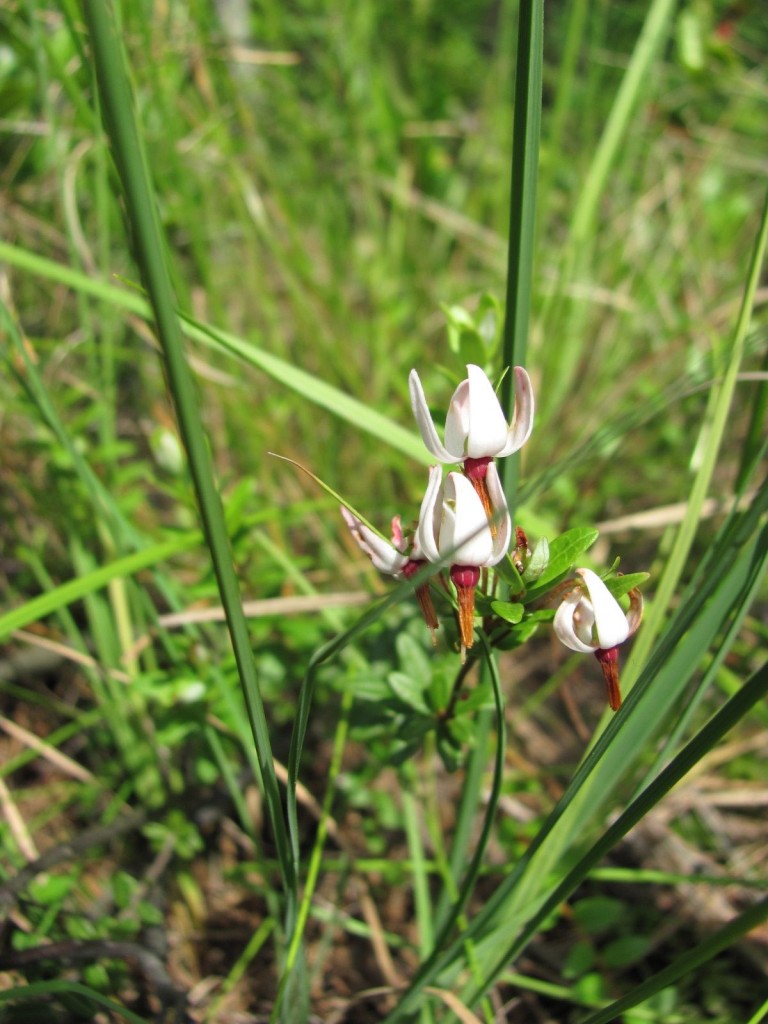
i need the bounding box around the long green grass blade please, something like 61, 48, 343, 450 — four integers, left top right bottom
0, 980, 150, 1023
540, 0, 677, 417
627, 186, 768, 679
0, 533, 199, 640
382, 491, 768, 1008
0, 240, 427, 463
81, 0, 294, 918
468, 657, 768, 1003
577, 896, 768, 1024
500, 0, 542, 508
382, 633, 506, 1023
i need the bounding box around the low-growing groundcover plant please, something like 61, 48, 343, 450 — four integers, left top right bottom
1, 1, 768, 1023
339, 362, 645, 706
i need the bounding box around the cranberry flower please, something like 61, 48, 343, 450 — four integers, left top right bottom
409, 363, 534, 464
341, 506, 439, 638
554, 568, 643, 711
416, 464, 511, 658
409, 364, 533, 516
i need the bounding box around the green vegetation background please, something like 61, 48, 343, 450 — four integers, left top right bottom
1, 1, 767, 1022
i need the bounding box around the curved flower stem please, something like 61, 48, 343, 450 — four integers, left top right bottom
441, 652, 481, 722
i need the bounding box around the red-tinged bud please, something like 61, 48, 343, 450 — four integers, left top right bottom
595, 646, 622, 711
513, 525, 530, 574
402, 560, 439, 641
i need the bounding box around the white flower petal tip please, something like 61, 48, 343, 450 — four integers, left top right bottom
553, 589, 599, 655
626, 586, 644, 637
415, 465, 445, 564
484, 462, 512, 564
409, 364, 535, 463
441, 472, 495, 567
497, 366, 535, 456
553, 569, 645, 712
416, 464, 511, 571
575, 568, 631, 650
340, 506, 409, 577
409, 370, 454, 462
554, 568, 635, 655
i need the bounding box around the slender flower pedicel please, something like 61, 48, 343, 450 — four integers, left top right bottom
553, 568, 644, 711
417, 464, 511, 659
341, 506, 439, 638
409, 363, 534, 516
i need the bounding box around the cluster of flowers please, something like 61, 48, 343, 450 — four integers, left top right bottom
342, 364, 642, 710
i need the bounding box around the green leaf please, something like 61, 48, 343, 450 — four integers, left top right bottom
572, 896, 625, 934
490, 601, 524, 624
563, 939, 595, 979
523, 527, 599, 601
494, 556, 525, 590
495, 609, 553, 649
522, 536, 549, 583
676, 8, 705, 73
602, 934, 651, 968
387, 671, 431, 715
29, 873, 75, 904
604, 572, 650, 600
111, 871, 137, 911
437, 731, 465, 772
395, 633, 432, 681
459, 331, 488, 367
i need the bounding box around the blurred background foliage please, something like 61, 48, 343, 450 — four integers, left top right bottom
1, 0, 767, 1020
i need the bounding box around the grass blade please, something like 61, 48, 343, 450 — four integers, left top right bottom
500, 0, 543, 508
81, 0, 294, 918
0, 534, 200, 640
577, 897, 768, 1024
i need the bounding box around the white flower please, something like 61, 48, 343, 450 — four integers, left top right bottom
340, 507, 410, 577
409, 364, 534, 464
553, 568, 633, 654
341, 506, 439, 636
553, 568, 643, 711
416, 464, 510, 569
416, 465, 511, 657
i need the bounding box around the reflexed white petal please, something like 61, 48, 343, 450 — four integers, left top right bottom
440, 473, 494, 566
409, 370, 455, 462
415, 465, 444, 564
485, 462, 512, 565
577, 568, 630, 649
443, 379, 471, 458
497, 366, 535, 456
341, 507, 408, 576
464, 364, 510, 458
626, 587, 644, 636
572, 596, 597, 646
553, 591, 598, 654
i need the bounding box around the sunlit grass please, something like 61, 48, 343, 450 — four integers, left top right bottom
1, 1, 767, 1022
